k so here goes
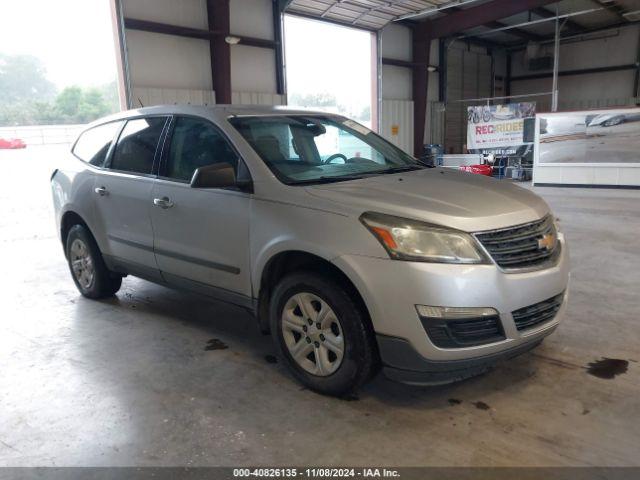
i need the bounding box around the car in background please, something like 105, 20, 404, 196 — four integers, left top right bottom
459, 164, 492, 176
587, 112, 640, 128
51, 105, 569, 396
0, 138, 26, 149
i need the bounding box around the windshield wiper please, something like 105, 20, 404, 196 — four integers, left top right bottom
289, 175, 365, 185
381, 164, 426, 174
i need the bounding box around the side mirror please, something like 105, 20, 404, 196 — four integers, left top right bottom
191, 163, 236, 189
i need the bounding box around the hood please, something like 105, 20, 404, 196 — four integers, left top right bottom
304, 168, 550, 232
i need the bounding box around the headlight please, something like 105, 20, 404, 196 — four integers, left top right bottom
360, 212, 490, 264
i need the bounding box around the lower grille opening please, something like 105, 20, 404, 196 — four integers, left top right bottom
421, 315, 505, 349
512, 292, 565, 331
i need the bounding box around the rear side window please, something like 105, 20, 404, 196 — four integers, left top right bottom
164, 116, 239, 182
73, 121, 122, 166
110, 117, 167, 175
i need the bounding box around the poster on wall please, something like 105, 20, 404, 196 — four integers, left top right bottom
537, 109, 640, 164
467, 103, 536, 151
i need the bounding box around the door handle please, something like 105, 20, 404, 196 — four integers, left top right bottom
153, 197, 174, 209
94, 186, 108, 196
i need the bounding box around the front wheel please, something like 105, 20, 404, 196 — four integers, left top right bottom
66, 224, 122, 299
270, 272, 378, 396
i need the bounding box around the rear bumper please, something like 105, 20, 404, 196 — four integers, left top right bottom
378, 332, 548, 385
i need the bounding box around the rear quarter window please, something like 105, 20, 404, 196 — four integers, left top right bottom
72, 121, 123, 166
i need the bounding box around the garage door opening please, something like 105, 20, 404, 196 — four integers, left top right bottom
284, 15, 377, 130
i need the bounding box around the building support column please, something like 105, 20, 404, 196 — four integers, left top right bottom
634, 30, 640, 99
273, 0, 286, 96
551, 6, 560, 112
413, 28, 430, 157
207, 0, 232, 104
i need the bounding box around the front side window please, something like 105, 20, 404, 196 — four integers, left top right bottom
73, 121, 123, 166
110, 117, 167, 175
228, 116, 419, 185
164, 116, 239, 182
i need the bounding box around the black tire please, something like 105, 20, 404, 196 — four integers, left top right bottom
269, 272, 378, 396
65, 224, 122, 299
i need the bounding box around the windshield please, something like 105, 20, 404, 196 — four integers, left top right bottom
228, 115, 421, 185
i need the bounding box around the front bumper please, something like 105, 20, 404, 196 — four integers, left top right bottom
333, 236, 569, 373
378, 334, 546, 385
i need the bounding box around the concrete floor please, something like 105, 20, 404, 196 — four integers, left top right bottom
1, 145, 639, 467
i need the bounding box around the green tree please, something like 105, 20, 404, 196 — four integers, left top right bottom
0, 54, 56, 105
55, 86, 83, 118
49, 85, 112, 124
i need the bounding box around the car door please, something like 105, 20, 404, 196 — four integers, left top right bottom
92, 116, 169, 281
149, 115, 252, 304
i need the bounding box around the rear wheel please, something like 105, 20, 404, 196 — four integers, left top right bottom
66, 224, 121, 299
270, 272, 378, 396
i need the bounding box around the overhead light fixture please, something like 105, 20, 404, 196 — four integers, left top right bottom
225, 36, 241, 45
427, 65, 437, 72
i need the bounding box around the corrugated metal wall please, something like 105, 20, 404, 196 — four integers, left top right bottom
118, 0, 281, 109
131, 87, 285, 107
380, 99, 413, 154
131, 87, 215, 107
231, 91, 285, 105
445, 44, 492, 153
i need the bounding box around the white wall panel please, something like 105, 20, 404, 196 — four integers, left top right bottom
123, 0, 207, 29
231, 45, 277, 94
380, 99, 413, 154
230, 0, 274, 39
381, 65, 412, 100
380, 23, 412, 61
132, 86, 215, 107
126, 30, 212, 90
231, 91, 285, 105
131, 86, 285, 107
533, 165, 640, 186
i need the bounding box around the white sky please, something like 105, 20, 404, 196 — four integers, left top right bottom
0, 0, 118, 88
284, 15, 373, 117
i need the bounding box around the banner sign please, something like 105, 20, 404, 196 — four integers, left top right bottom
537, 108, 640, 165
467, 103, 535, 150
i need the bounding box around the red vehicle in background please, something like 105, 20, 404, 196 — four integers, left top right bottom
460, 164, 492, 176
0, 138, 27, 149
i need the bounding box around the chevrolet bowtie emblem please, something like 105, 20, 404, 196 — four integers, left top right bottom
538, 233, 556, 251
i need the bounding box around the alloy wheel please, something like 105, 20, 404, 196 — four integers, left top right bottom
281, 292, 344, 376
70, 238, 94, 289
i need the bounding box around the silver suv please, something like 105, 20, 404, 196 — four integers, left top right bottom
51, 105, 569, 396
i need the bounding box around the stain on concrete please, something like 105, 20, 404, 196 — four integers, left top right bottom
448, 398, 462, 406
204, 338, 228, 351
586, 358, 628, 379
264, 355, 277, 364
582, 409, 590, 415
473, 401, 491, 411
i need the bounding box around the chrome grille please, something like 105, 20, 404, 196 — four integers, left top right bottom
475, 216, 559, 270
512, 292, 565, 331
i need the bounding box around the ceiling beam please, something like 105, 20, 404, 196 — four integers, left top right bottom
507, 18, 640, 50
531, 7, 586, 34
447, 6, 545, 42
591, 0, 628, 22
400, 19, 509, 49
123, 18, 278, 49
510, 63, 637, 81
424, 0, 559, 39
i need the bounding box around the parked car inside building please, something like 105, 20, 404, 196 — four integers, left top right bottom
51, 105, 569, 396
